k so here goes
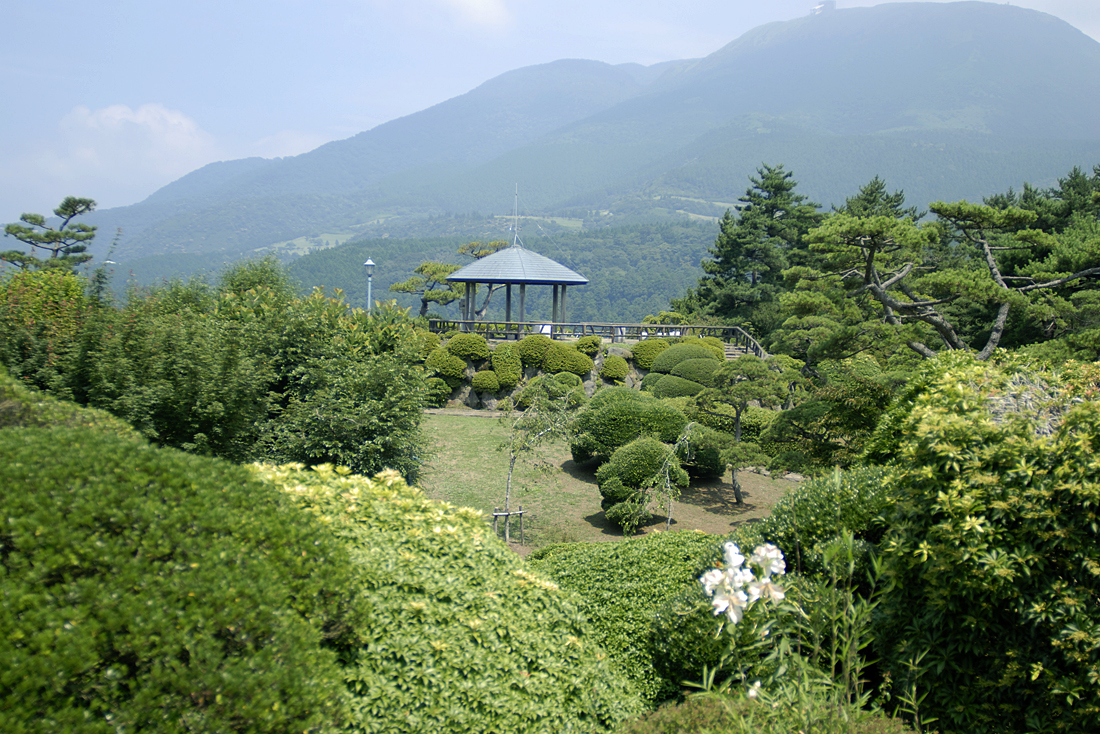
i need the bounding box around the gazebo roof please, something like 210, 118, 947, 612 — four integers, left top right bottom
446, 244, 588, 286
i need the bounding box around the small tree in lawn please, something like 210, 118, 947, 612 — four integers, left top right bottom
497, 378, 573, 543
696, 354, 804, 504
2, 197, 97, 271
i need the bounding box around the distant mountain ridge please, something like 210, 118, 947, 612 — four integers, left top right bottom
85, 1, 1100, 265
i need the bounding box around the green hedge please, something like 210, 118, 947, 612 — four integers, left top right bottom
575, 335, 602, 356
639, 371, 663, 392
670, 358, 721, 387
529, 531, 724, 705
599, 354, 629, 382
570, 388, 687, 465
491, 342, 523, 390
0, 428, 356, 734
471, 369, 500, 393
425, 346, 467, 389
650, 344, 720, 375
517, 334, 554, 368
445, 332, 491, 361
425, 376, 452, 407
266, 464, 645, 733
629, 339, 670, 371
676, 336, 725, 360
652, 374, 706, 399
543, 342, 595, 376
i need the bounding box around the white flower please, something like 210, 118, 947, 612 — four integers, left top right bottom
748, 680, 762, 699
711, 587, 749, 624
747, 577, 786, 603
700, 568, 725, 595
731, 567, 755, 589
723, 542, 745, 569
750, 543, 786, 577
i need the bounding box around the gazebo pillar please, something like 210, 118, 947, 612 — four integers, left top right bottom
506, 284, 513, 339
519, 284, 526, 334
561, 285, 568, 326
551, 285, 559, 339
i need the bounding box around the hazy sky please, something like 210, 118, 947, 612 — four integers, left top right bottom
2, 0, 1098, 222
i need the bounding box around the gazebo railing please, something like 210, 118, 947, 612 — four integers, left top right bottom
426, 319, 767, 358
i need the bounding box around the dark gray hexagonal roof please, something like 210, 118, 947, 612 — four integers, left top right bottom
446, 244, 588, 286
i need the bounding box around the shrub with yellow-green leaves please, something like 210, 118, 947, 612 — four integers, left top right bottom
492, 342, 523, 390
629, 338, 670, 371
518, 333, 554, 368
259, 464, 645, 734
875, 354, 1100, 733
575, 335, 602, 357
425, 346, 467, 390
543, 341, 595, 376
599, 354, 629, 383
444, 332, 491, 361
471, 369, 501, 393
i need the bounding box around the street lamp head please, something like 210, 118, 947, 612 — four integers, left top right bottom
363, 258, 375, 276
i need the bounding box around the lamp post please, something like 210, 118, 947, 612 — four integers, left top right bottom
363, 258, 375, 314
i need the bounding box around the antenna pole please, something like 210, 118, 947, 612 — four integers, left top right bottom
513, 184, 520, 247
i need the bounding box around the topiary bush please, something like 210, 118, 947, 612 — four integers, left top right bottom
630, 338, 671, 371
595, 435, 687, 493
543, 341, 595, 376
0, 427, 358, 734
491, 342, 523, 390
652, 374, 706, 399
599, 354, 629, 382
570, 387, 688, 465
529, 531, 724, 705
670, 358, 721, 387
265, 464, 645, 733
425, 376, 452, 407
414, 329, 441, 360
425, 346, 467, 390
874, 356, 1100, 733
676, 336, 725, 360
471, 369, 500, 393
650, 344, 720, 375
575, 335, 602, 357
640, 371, 663, 392
677, 423, 728, 479
444, 332, 491, 361
517, 333, 554, 368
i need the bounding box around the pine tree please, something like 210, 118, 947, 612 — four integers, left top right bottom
1, 197, 97, 271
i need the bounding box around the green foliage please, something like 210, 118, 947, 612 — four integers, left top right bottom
0, 365, 135, 436
630, 338, 671, 371
515, 374, 585, 410
652, 374, 706, 399
755, 467, 889, 579
445, 332, 491, 361
670, 357, 722, 387
0, 268, 90, 392
570, 387, 688, 465
640, 371, 663, 392
471, 368, 501, 393
518, 333, 554, 368
677, 423, 728, 479
599, 353, 629, 382
425, 346, 468, 389
596, 435, 687, 492
543, 341, 595, 376
875, 357, 1100, 733
529, 531, 724, 704
490, 342, 523, 389
266, 464, 645, 733
414, 328, 441, 360
651, 343, 721, 374
0, 428, 356, 734
575, 335, 602, 356
425, 376, 452, 407
678, 336, 726, 359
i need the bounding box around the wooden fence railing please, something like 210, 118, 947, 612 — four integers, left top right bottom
426, 319, 767, 358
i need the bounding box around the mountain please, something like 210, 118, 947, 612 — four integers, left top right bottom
85, 1, 1100, 273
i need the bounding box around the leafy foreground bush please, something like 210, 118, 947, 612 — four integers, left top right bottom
262, 464, 645, 734
530, 531, 721, 704
0, 427, 357, 734
875, 356, 1100, 733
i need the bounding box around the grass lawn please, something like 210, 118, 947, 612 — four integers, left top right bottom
415, 411, 795, 552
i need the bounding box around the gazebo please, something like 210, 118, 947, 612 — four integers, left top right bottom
446, 242, 588, 332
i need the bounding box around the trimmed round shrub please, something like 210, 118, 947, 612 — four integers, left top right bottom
425, 346, 467, 389
570, 388, 688, 465
445, 332, 491, 361
517, 333, 553, 368
471, 369, 500, 393
575, 335, 602, 357
543, 341, 595, 376
650, 344, 720, 374
0, 427, 357, 734
553, 371, 583, 388
629, 338, 670, 371
529, 531, 724, 704
414, 329, 441, 360
596, 435, 687, 492
515, 375, 585, 410
491, 342, 522, 390
678, 423, 728, 479
425, 376, 452, 406
677, 336, 725, 360
639, 371, 663, 392
266, 464, 645, 733
599, 354, 629, 382
670, 358, 721, 387
652, 374, 706, 399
